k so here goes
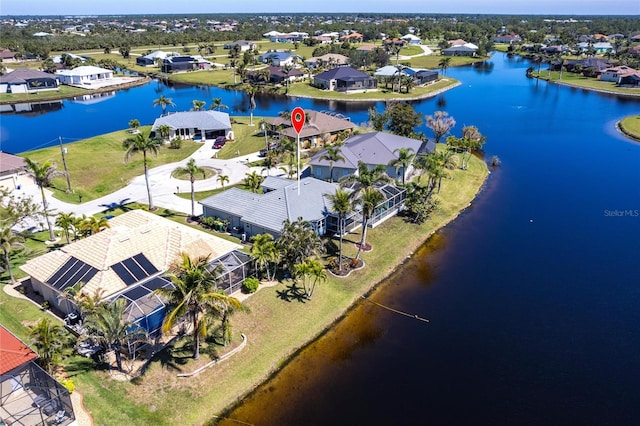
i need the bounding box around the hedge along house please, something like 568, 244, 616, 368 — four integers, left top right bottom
150, 110, 233, 142
0, 68, 59, 94
20, 210, 242, 347
0, 326, 77, 426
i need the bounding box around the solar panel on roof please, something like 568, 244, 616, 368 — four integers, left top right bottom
143, 276, 171, 291
133, 253, 159, 275
123, 257, 146, 281
112, 262, 137, 286
122, 285, 150, 301
47, 258, 78, 288
47, 257, 98, 291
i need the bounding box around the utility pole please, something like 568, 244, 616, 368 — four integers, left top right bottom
59, 136, 72, 193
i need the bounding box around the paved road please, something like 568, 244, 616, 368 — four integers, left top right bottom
14, 140, 267, 231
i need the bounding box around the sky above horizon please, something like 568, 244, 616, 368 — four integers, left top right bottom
1, 0, 638, 16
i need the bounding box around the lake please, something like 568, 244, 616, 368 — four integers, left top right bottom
2, 53, 639, 424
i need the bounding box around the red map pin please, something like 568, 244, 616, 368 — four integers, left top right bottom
291, 107, 305, 134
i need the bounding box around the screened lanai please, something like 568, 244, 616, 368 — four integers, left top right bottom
207, 250, 254, 295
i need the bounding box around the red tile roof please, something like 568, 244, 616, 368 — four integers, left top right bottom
0, 326, 38, 375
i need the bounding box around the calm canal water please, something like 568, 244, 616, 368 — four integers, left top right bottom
2, 53, 639, 424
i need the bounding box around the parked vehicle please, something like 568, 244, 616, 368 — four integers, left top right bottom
213, 136, 227, 149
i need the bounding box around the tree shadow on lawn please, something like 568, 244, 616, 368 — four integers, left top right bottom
276, 282, 307, 303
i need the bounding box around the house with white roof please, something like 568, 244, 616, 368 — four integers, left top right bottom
150, 110, 233, 141
56, 66, 114, 87
136, 50, 179, 67
401, 34, 421, 45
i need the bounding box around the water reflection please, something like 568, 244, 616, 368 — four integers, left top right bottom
69, 91, 115, 105
472, 60, 495, 75
0, 100, 64, 115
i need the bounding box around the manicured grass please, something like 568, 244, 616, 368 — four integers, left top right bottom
21, 127, 201, 203
533, 71, 640, 95
400, 45, 424, 56
216, 116, 271, 159
286, 77, 459, 100
175, 183, 242, 201
407, 54, 487, 69
167, 68, 238, 87
0, 85, 96, 103
619, 115, 640, 140
172, 166, 217, 180
0, 283, 51, 342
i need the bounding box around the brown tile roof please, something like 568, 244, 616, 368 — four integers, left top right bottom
20, 210, 241, 298
0, 326, 38, 375
0, 152, 27, 174
267, 109, 356, 139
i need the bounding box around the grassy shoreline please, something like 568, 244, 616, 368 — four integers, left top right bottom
617, 115, 640, 142
532, 71, 640, 97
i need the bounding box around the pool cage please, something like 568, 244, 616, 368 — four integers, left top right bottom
207, 250, 254, 295
0, 361, 75, 426
110, 276, 175, 355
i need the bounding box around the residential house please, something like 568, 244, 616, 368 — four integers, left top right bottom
266, 109, 356, 146
405, 67, 438, 84
0, 152, 34, 191
600, 66, 637, 83
0, 69, 59, 94
160, 55, 211, 73
443, 44, 478, 57
151, 110, 233, 141
447, 39, 468, 47
223, 40, 257, 52
0, 326, 77, 426
383, 38, 408, 48
258, 51, 302, 67
20, 210, 243, 338
0, 49, 17, 62
305, 54, 349, 69
340, 32, 364, 43
356, 44, 377, 53
136, 50, 179, 67
308, 131, 433, 182
618, 72, 640, 87
401, 34, 421, 45
52, 53, 86, 64
55, 66, 113, 87
493, 34, 522, 44
249, 65, 304, 85
563, 58, 612, 73
313, 66, 377, 92
577, 42, 615, 54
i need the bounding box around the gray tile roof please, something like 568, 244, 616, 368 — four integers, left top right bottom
309, 131, 425, 170
315, 66, 372, 82
0, 68, 57, 84
199, 177, 339, 234
151, 111, 231, 132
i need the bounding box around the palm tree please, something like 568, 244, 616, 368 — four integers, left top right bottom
55, 212, 76, 244
244, 171, 264, 193
86, 299, 146, 372
355, 187, 384, 259
340, 161, 392, 193
277, 217, 325, 273
389, 147, 416, 185
249, 233, 280, 281
174, 159, 204, 218
210, 97, 228, 111
82, 215, 110, 237
128, 119, 140, 131
29, 318, 71, 374
24, 158, 65, 241
293, 257, 327, 300
216, 174, 229, 190
0, 226, 24, 284
153, 95, 175, 114
261, 151, 278, 176
212, 290, 246, 346
438, 57, 451, 75
191, 100, 206, 111
155, 253, 223, 359
319, 144, 345, 183
246, 84, 257, 126
157, 124, 172, 141
325, 188, 353, 273
123, 131, 163, 210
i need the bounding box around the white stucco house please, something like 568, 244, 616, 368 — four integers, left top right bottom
150, 110, 234, 141
56, 66, 114, 87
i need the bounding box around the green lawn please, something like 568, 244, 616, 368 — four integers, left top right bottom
286, 77, 459, 100
533, 70, 640, 95
21, 127, 201, 203
400, 45, 424, 56
407, 54, 487, 69
619, 115, 640, 140
1, 148, 488, 425
0, 85, 98, 103
216, 116, 271, 159
166, 68, 238, 87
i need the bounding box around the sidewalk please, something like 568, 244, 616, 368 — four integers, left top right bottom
13, 140, 264, 231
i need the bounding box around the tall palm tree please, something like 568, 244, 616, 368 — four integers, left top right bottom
325, 188, 353, 273
24, 158, 65, 241
389, 147, 416, 185
153, 95, 175, 114
155, 253, 224, 359
29, 318, 71, 374
319, 144, 345, 183
438, 57, 451, 75
86, 299, 146, 372
191, 100, 206, 111
216, 174, 229, 190
55, 212, 76, 244
243, 171, 264, 193
261, 151, 278, 176
340, 161, 392, 194
210, 97, 229, 111
174, 159, 204, 218
355, 187, 384, 259
123, 131, 163, 210
0, 226, 24, 284
293, 257, 327, 300
249, 233, 280, 281
246, 84, 257, 126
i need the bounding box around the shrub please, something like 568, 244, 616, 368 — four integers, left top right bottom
40, 301, 50, 310
243, 277, 260, 293
60, 378, 75, 393
169, 138, 183, 149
